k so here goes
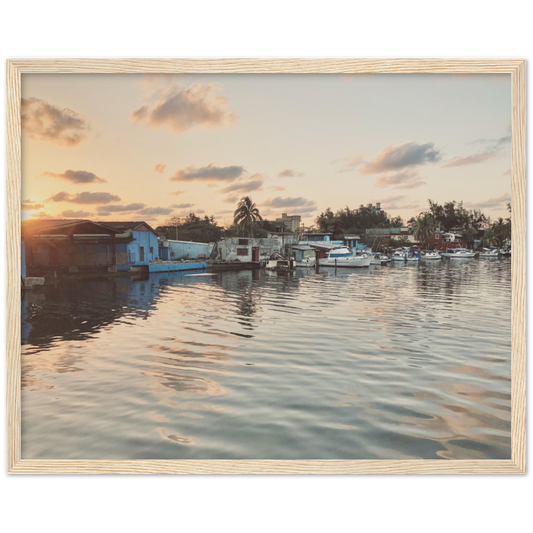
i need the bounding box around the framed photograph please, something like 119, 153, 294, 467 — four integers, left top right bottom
6, 59, 525, 474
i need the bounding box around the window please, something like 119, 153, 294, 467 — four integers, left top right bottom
237, 248, 248, 256
150, 247, 154, 254
238, 239, 249, 245
435, 234, 440, 239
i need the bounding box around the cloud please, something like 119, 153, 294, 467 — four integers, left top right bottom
48, 191, 121, 204
464, 192, 511, 209
196, 209, 205, 214
42, 169, 106, 184
131, 82, 237, 133
60, 210, 93, 218
375, 170, 426, 189
170, 164, 245, 182
332, 153, 364, 173
262, 196, 317, 214
171, 203, 194, 209
220, 174, 263, 194
444, 131, 511, 168
360, 142, 440, 174
139, 206, 174, 215
21, 97, 89, 146
224, 196, 238, 204
21, 199, 44, 211
442, 151, 497, 168
270, 185, 286, 191
96, 203, 146, 213
378, 195, 420, 211
171, 190, 185, 196
278, 168, 304, 178
154, 163, 166, 173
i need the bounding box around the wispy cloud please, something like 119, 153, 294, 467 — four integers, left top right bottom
154, 163, 166, 173
139, 206, 173, 216
220, 174, 263, 194
171, 203, 194, 209
375, 170, 426, 189
171, 190, 185, 196
378, 195, 420, 211
21, 97, 89, 146
42, 169, 106, 184
331, 153, 364, 173
360, 142, 440, 174
131, 82, 237, 134
96, 203, 145, 213
278, 168, 304, 178
442, 151, 497, 168
60, 209, 93, 218
270, 185, 286, 192
444, 131, 511, 168
464, 192, 511, 209
261, 196, 317, 215
21, 199, 44, 211
48, 191, 120, 204
170, 164, 245, 182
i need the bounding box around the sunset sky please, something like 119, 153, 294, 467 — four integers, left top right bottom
21, 73, 511, 228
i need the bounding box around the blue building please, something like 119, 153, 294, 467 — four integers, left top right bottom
102, 222, 160, 265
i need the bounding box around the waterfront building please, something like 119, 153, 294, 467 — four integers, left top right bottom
217, 237, 290, 262
365, 227, 416, 243
101, 221, 160, 265
426, 229, 466, 251
22, 219, 124, 276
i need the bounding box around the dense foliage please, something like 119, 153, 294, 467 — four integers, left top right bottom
315, 205, 403, 237
156, 213, 224, 243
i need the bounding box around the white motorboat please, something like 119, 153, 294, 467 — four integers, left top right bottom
406, 255, 420, 263
319, 247, 371, 268
420, 251, 442, 260
443, 248, 477, 259
478, 248, 500, 258
391, 250, 407, 262
370, 252, 391, 265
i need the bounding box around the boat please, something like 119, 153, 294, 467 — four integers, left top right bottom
265, 253, 296, 272
442, 248, 477, 259
478, 248, 500, 258
391, 250, 407, 262
370, 252, 391, 265
420, 251, 441, 260
319, 247, 371, 268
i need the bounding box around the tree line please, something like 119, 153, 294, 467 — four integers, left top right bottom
155, 196, 511, 248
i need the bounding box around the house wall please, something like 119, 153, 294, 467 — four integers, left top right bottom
125, 229, 159, 264
220, 237, 284, 261
162, 240, 210, 260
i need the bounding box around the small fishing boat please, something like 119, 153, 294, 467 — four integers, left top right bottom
370, 252, 391, 265
391, 250, 407, 262
420, 251, 441, 260
265, 253, 296, 272
319, 247, 371, 268
478, 248, 500, 258
442, 248, 477, 259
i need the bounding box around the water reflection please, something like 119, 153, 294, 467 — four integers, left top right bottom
21, 261, 512, 460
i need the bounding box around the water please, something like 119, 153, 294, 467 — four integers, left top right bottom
21, 259, 512, 460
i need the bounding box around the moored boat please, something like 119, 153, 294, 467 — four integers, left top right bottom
319, 247, 371, 268
370, 252, 391, 265
478, 248, 500, 258
442, 248, 477, 259
420, 251, 441, 260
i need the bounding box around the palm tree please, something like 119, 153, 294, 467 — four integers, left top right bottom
412, 214, 437, 247
233, 196, 263, 237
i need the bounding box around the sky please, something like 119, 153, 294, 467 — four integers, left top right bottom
21, 73, 512, 228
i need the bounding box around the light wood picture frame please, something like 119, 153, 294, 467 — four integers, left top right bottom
6, 58, 526, 474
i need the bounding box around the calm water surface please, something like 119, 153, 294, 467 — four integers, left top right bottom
22, 259, 511, 459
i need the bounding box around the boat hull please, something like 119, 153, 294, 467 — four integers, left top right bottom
319, 256, 371, 268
